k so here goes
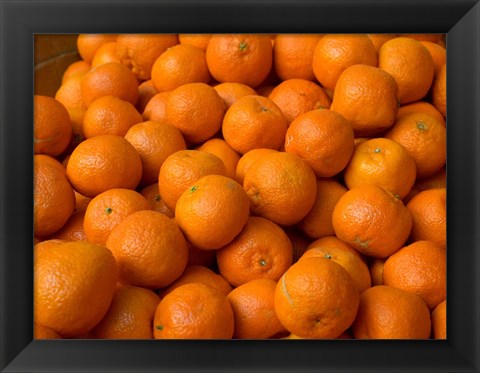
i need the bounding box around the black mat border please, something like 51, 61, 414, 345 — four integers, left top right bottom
1, 0, 479, 372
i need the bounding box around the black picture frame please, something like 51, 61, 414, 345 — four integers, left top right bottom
1, 0, 479, 372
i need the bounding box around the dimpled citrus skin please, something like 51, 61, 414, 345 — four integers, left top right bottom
330, 64, 399, 136
175, 174, 250, 250
274, 257, 360, 339
243, 152, 317, 226
332, 184, 412, 258
34, 155, 75, 237
66, 135, 142, 198
154, 283, 234, 339
106, 210, 188, 289
34, 241, 118, 337
383, 240, 446, 309
352, 285, 431, 339
216, 216, 293, 287
165, 83, 226, 144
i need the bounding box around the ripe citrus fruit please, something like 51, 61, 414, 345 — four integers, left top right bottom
227, 279, 287, 339
332, 184, 412, 258
83, 188, 151, 246
154, 283, 234, 339
352, 285, 431, 339
66, 134, 142, 198
206, 34, 273, 87
196, 138, 241, 180
106, 210, 188, 289
34, 155, 75, 237
431, 300, 446, 339
284, 109, 354, 178
175, 174, 250, 250
213, 82, 257, 109
222, 95, 288, 154
383, 240, 446, 309
243, 151, 317, 225
216, 216, 293, 287
93, 284, 161, 339
274, 257, 360, 339
34, 95, 72, 156
124, 120, 186, 186
34, 241, 118, 336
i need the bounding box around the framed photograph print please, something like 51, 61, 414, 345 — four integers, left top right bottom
1, 0, 479, 372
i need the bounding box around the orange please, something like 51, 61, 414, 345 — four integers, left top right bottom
175, 174, 250, 250
140, 183, 174, 218
383, 240, 446, 309
431, 300, 446, 339
404, 167, 446, 204
158, 149, 227, 211
397, 101, 446, 128
297, 178, 348, 240
420, 41, 446, 76
106, 210, 188, 289
165, 82, 225, 144
178, 34, 212, 50
83, 188, 151, 246
284, 109, 354, 177
432, 63, 446, 117
52, 210, 86, 242
77, 34, 118, 63
332, 184, 412, 258
352, 285, 431, 339
154, 283, 234, 339
125, 120, 186, 185
66, 135, 142, 198
370, 259, 385, 286
367, 34, 398, 51
34, 241, 118, 336
300, 236, 371, 294
136, 79, 158, 113
378, 37, 435, 104
216, 216, 293, 287
34, 323, 62, 339
243, 151, 317, 226
343, 137, 417, 199
81, 62, 138, 107
330, 64, 399, 136
273, 34, 323, 81
91, 41, 129, 68
82, 96, 142, 138
312, 34, 377, 91
116, 34, 179, 80
196, 138, 241, 180
34, 95, 72, 156
256, 84, 276, 97
62, 60, 90, 84
213, 82, 257, 109
274, 257, 359, 339
399, 34, 443, 43
385, 112, 446, 179
268, 79, 331, 124
151, 44, 210, 92
34, 239, 67, 256
34, 155, 75, 237
406, 188, 446, 249
206, 34, 273, 88
235, 148, 277, 185
227, 279, 287, 339
93, 284, 160, 339
160, 265, 232, 297
142, 91, 169, 122
222, 95, 288, 154
55, 74, 87, 145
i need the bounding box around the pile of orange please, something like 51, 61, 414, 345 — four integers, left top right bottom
34, 33, 446, 340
